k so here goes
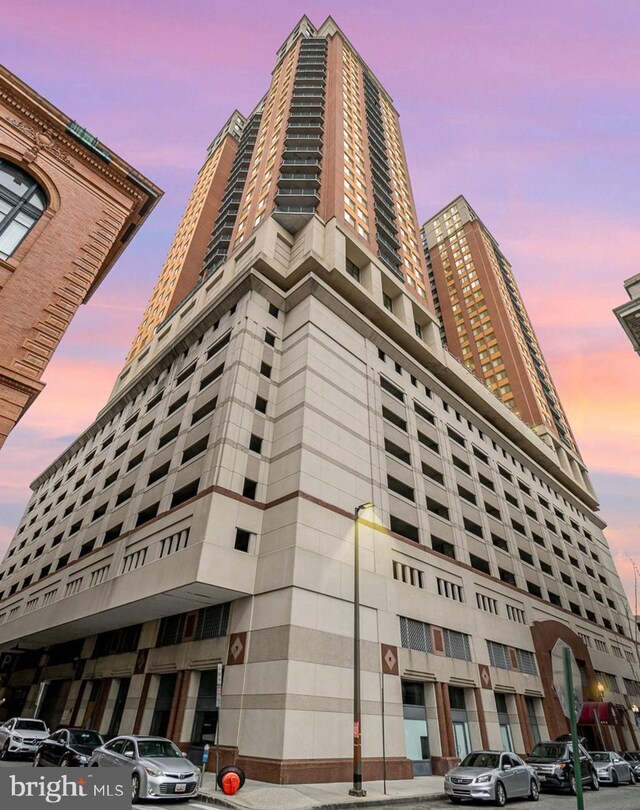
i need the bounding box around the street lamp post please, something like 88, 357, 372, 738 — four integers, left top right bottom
350, 502, 373, 798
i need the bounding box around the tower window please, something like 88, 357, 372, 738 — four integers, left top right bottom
0, 160, 47, 259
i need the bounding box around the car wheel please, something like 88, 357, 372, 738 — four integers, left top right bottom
449, 799, 462, 805
528, 778, 539, 801
569, 772, 577, 795
61, 756, 73, 768
494, 781, 507, 807
591, 770, 600, 791
612, 770, 619, 787
131, 773, 140, 803
0, 740, 9, 761
628, 769, 635, 785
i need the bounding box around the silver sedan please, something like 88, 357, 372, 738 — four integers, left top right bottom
444, 750, 539, 806
591, 751, 635, 786
88, 735, 200, 802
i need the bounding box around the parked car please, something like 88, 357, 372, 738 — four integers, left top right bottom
33, 728, 103, 767
444, 750, 540, 806
0, 717, 50, 760
622, 750, 640, 780
526, 740, 600, 794
591, 751, 635, 786
88, 735, 200, 802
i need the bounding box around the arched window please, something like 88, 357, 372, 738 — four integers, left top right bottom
0, 159, 47, 259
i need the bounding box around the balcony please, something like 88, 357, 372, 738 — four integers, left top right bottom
287, 120, 324, 135
272, 205, 317, 234
281, 158, 321, 169
278, 173, 321, 188
275, 188, 320, 206
285, 133, 323, 148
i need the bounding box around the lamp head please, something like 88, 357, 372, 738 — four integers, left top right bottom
356, 502, 374, 517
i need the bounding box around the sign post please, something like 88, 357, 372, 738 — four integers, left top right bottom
551, 640, 584, 810
214, 663, 223, 791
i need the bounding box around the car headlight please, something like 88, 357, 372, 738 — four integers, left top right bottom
77, 755, 89, 764
476, 774, 492, 783
144, 766, 163, 777
12, 735, 23, 743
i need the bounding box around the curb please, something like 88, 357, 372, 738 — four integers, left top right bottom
195, 791, 449, 809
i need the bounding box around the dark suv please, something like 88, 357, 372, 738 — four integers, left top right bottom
526, 741, 599, 793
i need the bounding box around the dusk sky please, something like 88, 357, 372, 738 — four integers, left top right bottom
2, 0, 639, 609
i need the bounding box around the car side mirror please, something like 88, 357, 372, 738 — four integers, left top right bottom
503, 764, 512, 771
123, 751, 134, 759
182, 752, 188, 757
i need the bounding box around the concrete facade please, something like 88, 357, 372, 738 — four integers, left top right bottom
0, 215, 638, 780
0, 66, 161, 447
0, 16, 638, 786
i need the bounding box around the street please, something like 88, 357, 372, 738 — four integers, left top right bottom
2, 759, 640, 809
391, 785, 640, 810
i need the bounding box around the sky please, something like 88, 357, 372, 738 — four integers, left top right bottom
1, 0, 639, 607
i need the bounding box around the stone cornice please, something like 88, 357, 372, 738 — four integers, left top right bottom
0, 65, 161, 207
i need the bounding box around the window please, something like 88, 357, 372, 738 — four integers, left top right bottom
255, 396, 268, 413
242, 478, 257, 500
191, 396, 217, 425
422, 462, 443, 484
346, 258, 360, 281
200, 363, 224, 389
182, 436, 209, 463
414, 402, 435, 424
148, 461, 170, 485
264, 331, 276, 347
431, 536, 455, 558
382, 406, 407, 431
380, 376, 404, 402
235, 529, 251, 552
426, 497, 449, 520
0, 160, 47, 259
479, 473, 495, 491
158, 425, 180, 448
268, 303, 279, 318
136, 502, 159, 527
386, 439, 411, 464
387, 475, 414, 501
417, 431, 438, 452
249, 434, 263, 454
458, 485, 476, 505
463, 517, 483, 538
452, 455, 471, 475
383, 292, 393, 312
170, 479, 200, 508
387, 512, 420, 543
167, 393, 188, 416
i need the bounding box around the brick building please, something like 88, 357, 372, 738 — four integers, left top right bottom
0, 65, 161, 447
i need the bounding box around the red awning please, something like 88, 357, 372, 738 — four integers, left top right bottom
578, 702, 621, 726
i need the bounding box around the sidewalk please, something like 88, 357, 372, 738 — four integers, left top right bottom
197, 773, 447, 809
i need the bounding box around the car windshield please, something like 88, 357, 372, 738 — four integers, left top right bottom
591, 753, 611, 762
137, 740, 183, 759
530, 743, 566, 759
14, 720, 47, 731
460, 752, 500, 769
69, 731, 103, 747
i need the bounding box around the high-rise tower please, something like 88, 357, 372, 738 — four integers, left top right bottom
422, 196, 579, 454
127, 113, 244, 361
613, 273, 640, 356
1, 18, 638, 785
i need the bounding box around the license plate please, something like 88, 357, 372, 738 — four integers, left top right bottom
538, 775, 546, 781
175, 784, 187, 793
